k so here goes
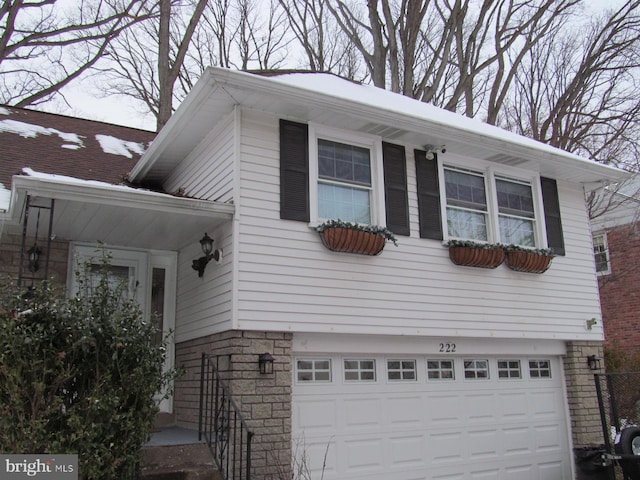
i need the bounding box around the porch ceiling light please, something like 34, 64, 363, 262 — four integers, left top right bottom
191, 233, 222, 277
258, 352, 274, 375
587, 354, 602, 371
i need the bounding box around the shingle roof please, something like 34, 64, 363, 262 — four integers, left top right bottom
0, 105, 156, 190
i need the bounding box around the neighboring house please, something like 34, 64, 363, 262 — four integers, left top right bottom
0, 68, 630, 480
590, 179, 640, 360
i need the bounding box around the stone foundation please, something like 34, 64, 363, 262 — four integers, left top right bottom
174, 330, 292, 480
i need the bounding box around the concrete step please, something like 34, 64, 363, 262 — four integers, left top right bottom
141, 430, 220, 480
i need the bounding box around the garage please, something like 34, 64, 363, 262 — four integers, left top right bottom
292, 349, 572, 480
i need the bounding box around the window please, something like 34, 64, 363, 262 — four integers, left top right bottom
387, 359, 417, 381
496, 177, 535, 246
444, 167, 488, 241
427, 359, 455, 380
464, 359, 489, 379
344, 359, 376, 381
443, 165, 544, 248
529, 360, 551, 379
593, 233, 610, 275
497, 360, 522, 379
318, 139, 372, 224
296, 359, 332, 382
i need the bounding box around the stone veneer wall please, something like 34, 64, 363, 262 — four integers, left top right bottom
564, 340, 606, 471
174, 330, 292, 480
0, 232, 69, 286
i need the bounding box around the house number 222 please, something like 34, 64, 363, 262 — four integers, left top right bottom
439, 343, 456, 353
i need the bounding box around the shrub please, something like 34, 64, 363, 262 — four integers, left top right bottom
0, 257, 178, 479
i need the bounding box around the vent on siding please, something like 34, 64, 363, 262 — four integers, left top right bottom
486, 154, 529, 167
360, 123, 406, 139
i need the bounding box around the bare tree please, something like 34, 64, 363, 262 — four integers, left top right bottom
504, 1, 640, 169
0, 0, 155, 107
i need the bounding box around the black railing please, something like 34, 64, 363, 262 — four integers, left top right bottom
199, 354, 254, 480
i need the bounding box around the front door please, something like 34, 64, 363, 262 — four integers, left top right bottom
69, 244, 176, 413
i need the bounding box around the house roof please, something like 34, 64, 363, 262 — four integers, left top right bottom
0, 105, 156, 191
0, 106, 234, 250
130, 67, 630, 186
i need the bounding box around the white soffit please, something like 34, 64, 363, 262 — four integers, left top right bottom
6, 173, 234, 250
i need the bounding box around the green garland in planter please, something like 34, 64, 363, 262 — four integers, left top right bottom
315, 219, 398, 246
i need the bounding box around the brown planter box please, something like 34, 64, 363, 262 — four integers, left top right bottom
320, 227, 386, 255
505, 251, 552, 273
448, 246, 505, 269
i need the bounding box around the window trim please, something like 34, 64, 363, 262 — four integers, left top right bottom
592, 232, 611, 276
309, 124, 385, 226
439, 159, 547, 248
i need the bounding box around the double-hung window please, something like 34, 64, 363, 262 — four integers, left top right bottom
592, 233, 610, 274
496, 176, 535, 246
444, 167, 488, 241
443, 164, 542, 248
317, 139, 372, 224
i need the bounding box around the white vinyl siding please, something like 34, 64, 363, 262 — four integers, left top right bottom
232, 109, 603, 341
167, 111, 237, 343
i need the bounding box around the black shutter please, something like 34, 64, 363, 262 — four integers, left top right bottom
415, 149, 443, 240
280, 120, 310, 222
540, 177, 565, 256
382, 142, 410, 236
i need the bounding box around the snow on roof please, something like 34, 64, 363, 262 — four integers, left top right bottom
268, 72, 596, 165
0, 182, 10, 212
0, 118, 84, 149
0, 116, 148, 157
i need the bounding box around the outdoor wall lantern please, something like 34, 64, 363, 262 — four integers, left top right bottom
191, 233, 222, 277
423, 143, 447, 160
258, 353, 274, 374
27, 244, 42, 273
587, 354, 602, 371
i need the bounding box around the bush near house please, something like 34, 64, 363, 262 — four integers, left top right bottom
0, 260, 176, 479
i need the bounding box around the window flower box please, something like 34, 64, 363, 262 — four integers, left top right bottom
316, 220, 398, 256
446, 240, 505, 269
504, 245, 554, 274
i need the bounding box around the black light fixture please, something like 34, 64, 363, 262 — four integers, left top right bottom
258, 352, 274, 374
191, 233, 222, 277
587, 355, 602, 371
27, 244, 42, 273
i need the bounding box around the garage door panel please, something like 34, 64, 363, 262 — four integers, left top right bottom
499, 392, 529, 419
427, 394, 464, 424
534, 423, 565, 452
293, 398, 337, 433
503, 426, 532, 456
389, 434, 427, 468
429, 431, 465, 464
463, 392, 498, 422
343, 437, 385, 473
468, 428, 499, 459
343, 396, 383, 430
388, 395, 424, 426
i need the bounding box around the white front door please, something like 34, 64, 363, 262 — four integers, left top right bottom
69, 244, 177, 412
293, 352, 571, 480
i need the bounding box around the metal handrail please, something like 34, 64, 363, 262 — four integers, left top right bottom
199, 353, 254, 480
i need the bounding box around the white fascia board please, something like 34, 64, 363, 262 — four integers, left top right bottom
10, 175, 234, 219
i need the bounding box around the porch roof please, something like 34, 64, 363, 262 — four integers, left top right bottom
3, 171, 234, 251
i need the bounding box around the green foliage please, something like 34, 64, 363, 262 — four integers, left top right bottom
315, 219, 398, 246
0, 255, 178, 479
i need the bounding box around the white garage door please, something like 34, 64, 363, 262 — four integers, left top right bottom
292, 354, 572, 480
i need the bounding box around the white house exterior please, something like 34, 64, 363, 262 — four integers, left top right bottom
0, 69, 629, 480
